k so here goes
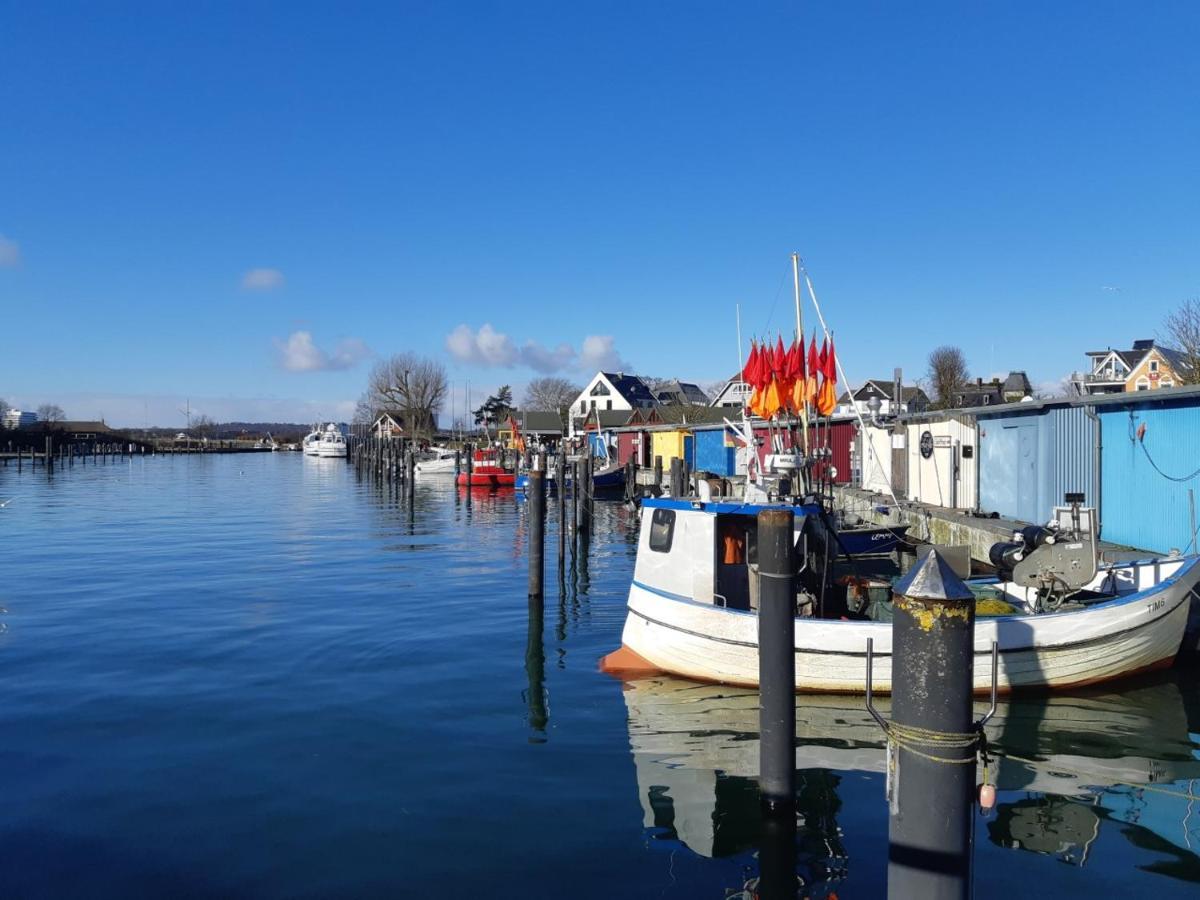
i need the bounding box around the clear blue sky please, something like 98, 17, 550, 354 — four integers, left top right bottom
3, 2, 1198, 426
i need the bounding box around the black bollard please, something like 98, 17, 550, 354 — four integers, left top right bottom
887, 550, 977, 900
556, 451, 567, 568
527, 470, 546, 598
465, 443, 474, 506
669, 458, 682, 498
45, 436, 53, 471
653, 454, 662, 491
757, 508, 796, 813
569, 459, 580, 545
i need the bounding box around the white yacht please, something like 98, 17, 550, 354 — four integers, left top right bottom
301, 426, 322, 456
315, 424, 347, 458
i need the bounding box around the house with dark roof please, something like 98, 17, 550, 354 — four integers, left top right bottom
834, 380, 930, 418
626, 405, 729, 427
953, 378, 1004, 409
1070, 339, 1193, 395
1001, 371, 1033, 403
569, 372, 657, 435
653, 379, 711, 406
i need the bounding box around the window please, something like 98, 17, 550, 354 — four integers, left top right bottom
590, 383, 611, 396
649, 508, 676, 553
1136, 380, 1149, 391
1161, 380, 1174, 388
1150, 360, 1159, 372
606, 400, 612, 410
590, 400, 596, 410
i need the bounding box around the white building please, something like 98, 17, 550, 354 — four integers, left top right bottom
569, 372, 657, 433
709, 375, 750, 409
834, 381, 930, 418
3, 409, 38, 429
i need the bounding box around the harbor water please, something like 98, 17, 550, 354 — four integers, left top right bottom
1, 453, 1198, 897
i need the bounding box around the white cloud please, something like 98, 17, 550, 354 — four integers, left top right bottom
446, 323, 519, 366
275, 330, 373, 372
0, 235, 21, 268
579, 334, 629, 372
242, 267, 285, 291
445, 324, 630, 374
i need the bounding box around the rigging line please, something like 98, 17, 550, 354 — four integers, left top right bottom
799, 261, 902, 509
760, 259, 790, 334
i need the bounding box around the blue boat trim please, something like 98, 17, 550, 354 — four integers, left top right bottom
641, 497, 823, 516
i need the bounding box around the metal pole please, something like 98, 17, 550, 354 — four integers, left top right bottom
757, 507, 796, 812
528, 470, 546, 598
888, 550, 976, 899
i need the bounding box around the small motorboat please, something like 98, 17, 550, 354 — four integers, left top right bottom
834, 523, 909, 556
415, 447, 458, 474
456, 446, 515, 488
516, 457, 627, 494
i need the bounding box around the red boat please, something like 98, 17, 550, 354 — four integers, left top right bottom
455, 447, 516, 488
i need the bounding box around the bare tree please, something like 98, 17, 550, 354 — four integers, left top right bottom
1162, 298, 1200, 384
365, 352, 448, 439
353, 392, 376, 425
926, 346, 969, 409
192, 414, 215, 440
37, 403, 66, 423
523, 377, 581, 426
0, 397, 8, 429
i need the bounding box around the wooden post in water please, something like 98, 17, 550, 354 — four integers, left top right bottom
556, 450, 566, 569
45, 436, 52, 471
568, 458, 579, 547
465, 443, 474, 507
668, 458, 682, 498
653, 455, 663, 492
757, 507, 796, 814
887, 551, 977, 900
527, 468, 546, 598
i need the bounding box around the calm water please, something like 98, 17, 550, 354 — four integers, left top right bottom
1, 453, 1198, 898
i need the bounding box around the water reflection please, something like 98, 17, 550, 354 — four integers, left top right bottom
619, 673, 1200, 890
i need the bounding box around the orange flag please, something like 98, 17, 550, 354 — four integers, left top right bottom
816, 336, 837, 416
806, 333, 820, 403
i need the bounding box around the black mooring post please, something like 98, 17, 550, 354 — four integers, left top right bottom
527, 469, 546, 598
45, 436, 53, 471
653, 455, 662, 491
888, 550, 976, 900
668, 458, 681, 497
556, 452, 566, 569
758, 803, 798, 899
465, 443, 474, 506
757, 507, 796, 813
569, 459, 580, 546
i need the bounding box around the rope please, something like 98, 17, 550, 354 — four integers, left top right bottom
884, 721, 981, 765
1129, 411, 1200, 482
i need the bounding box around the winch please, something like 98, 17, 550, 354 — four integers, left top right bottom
987, 493, 1098, 610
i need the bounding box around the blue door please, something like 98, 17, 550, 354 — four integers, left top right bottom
1016, 425, 1038, 523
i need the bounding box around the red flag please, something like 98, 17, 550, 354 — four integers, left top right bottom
789, 336, 806, 413
824, 337, 837, 384
741, 340, 757, 385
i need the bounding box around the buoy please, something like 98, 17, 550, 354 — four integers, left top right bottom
978, 783, 996, 811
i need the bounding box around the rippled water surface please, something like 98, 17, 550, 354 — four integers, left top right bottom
1, 453, 1198, 897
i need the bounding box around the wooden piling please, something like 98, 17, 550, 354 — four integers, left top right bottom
527, 469, 546, 598
757, 508, 796, 813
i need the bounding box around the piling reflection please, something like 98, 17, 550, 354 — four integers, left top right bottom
618, 673, 1200, 890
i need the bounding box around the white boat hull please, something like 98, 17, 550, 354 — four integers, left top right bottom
415, 456, 457, 474
617, 558, 1200, 693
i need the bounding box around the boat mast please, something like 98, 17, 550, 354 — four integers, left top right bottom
791, 252, 809, 454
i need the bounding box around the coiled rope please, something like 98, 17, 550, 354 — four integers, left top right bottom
882, 721, 982, 765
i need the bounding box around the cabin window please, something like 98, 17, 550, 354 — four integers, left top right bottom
649, 508, 676, 553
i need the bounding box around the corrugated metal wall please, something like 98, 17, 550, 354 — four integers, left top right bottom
905, 416, 978, 509
693, 428, 736, 475
1099, 401, 1200, 553
978, 406, 1095, 524
650, 430, 694, 468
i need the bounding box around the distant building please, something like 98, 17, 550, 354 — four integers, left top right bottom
570, 372, 657, 434
497, 410, 565, 448
834, 380, 930, 418
653, 379, 711, 406
1001, 371, 1033, 403
1070, 339, 1193, 395
372, 412, 405, 439
2, 409, 37, 429
709, 375, 750, 409
953, 378, 1004, 408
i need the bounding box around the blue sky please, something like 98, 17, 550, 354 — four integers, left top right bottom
2, 2, 1198, 426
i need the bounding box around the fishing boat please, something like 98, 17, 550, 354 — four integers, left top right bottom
314, 424, 347, 458
833, 522, 909, 556
455, 446, 516, 488
601, 494, 1200, 692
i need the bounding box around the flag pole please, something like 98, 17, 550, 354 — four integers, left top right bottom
791, 252, 809, 454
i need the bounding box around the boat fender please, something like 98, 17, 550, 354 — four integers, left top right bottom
978, 783, 996, 811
